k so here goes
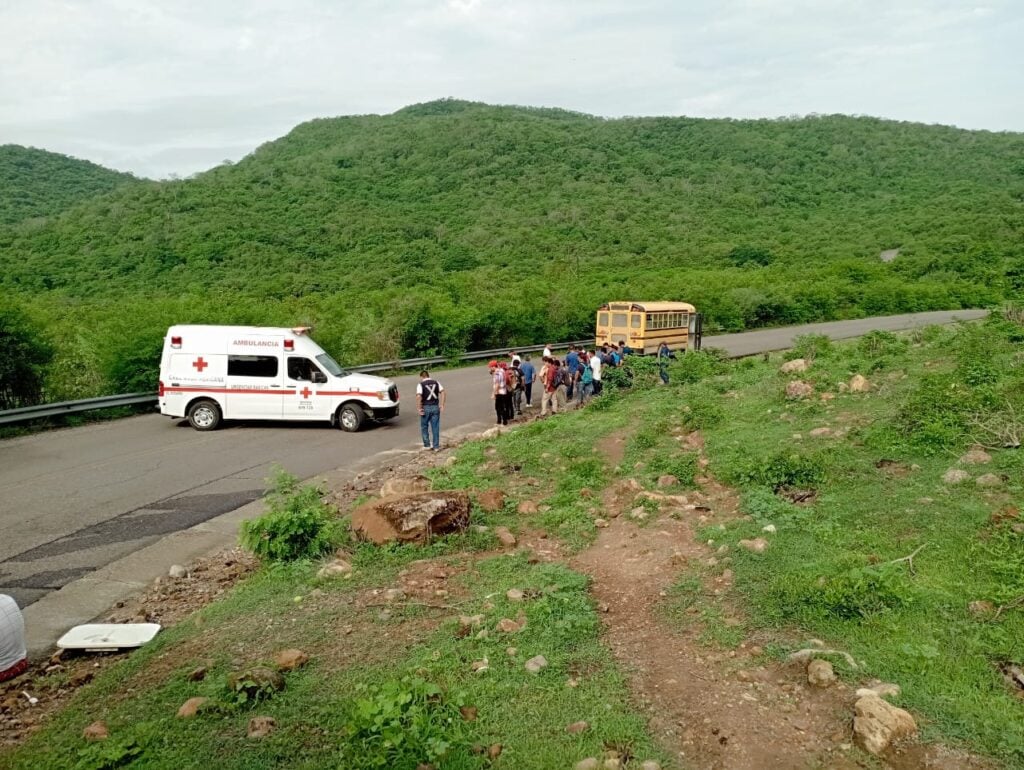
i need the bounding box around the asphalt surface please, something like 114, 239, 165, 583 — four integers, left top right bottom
0, 309, 986, 608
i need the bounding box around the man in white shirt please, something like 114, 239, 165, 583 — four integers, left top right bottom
0, 594, 27, 682
590, 351, 603, 396
542, 344, 552, 358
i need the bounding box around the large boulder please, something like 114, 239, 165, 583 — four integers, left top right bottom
780, 358, 809, 374
849, 374, 871, 393
853, 693, 917, 755
350, 491, 471, 544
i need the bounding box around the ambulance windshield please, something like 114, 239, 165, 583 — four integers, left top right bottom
315, 353, 346, 377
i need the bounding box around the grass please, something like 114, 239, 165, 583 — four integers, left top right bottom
6, 313, 1023, 768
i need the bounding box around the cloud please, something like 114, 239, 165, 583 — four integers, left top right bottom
0, 0, 1020, 177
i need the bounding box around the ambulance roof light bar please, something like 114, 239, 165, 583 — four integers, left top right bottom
290, 326, 312, 336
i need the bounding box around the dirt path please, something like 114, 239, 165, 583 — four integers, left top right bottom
572, 510, 859, 770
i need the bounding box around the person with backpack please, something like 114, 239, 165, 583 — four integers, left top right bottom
509, 360, 525, 417
556, 358, 572, 410
590, 349, 604, 396
540, 357, 560, 416
575, 355, 594, 405
564, 345, 580, 401
520, 355, 536, 408
416, 370, 446, 451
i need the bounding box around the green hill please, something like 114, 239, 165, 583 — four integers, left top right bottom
1, 100, 1022, 399
0, 145, 138, 226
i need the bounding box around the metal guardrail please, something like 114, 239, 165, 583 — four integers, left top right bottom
0, 340, 595, 426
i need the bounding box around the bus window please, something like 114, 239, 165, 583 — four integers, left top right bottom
598, 313, 609, 326
631, 314, 641, 329
612, 313, 628, 327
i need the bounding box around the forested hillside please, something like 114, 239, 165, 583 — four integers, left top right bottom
0, 145, 138, 226
1, 100, 1022, 401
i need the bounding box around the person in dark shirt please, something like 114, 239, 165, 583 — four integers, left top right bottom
520, 355, 536, 408
416, 370, 446, 450
564, 345, 580, 401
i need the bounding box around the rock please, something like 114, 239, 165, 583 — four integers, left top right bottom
594, 518, 609, 528
517, 500, 539, 514
942, 468, 970, 485
317, 558, 352, 579
460, 705, 478, 721
820, 392, 835, 402
488, 744, 503, 759
575, 760, 600, 770
506, 588, 525, 602
976, 473, 1003, 487
496, 617, 526, 633
380, 475, 431, 497
853, 693, 917, 755
350, 491, 471, 544
274, 648, 310, 671
762, 524, 777, 534
177, 696, 209, 718
69, 670, 94, 687
471, 658, 489, 673
808, 427, 832, 438
968, 600, 995, 616
524, 655, 548, 674
494, 526, 517, 547
383, 588, 406, 602
481, 426, 502, 439
82, 721, 109, 741
739, 537, 769, 554
640, 762, 662, 770
780, 358, 809, 374
785, 380, 814, 400
656, 474, 678, 487
849, 374, 870, 393
838, 381, 850, 393
959, 448, 992, 465
187, 666, 208, 682
807, 658, 836, 688
168, 564, 187, 579
459, 614, 484, 627
604, 759, 622, 770
566, 720, 589, 734
629, 507, 648, 521
227, 667, 285, 700
856, 681, 901, 699
247, 716, 276, 739
477, 488, 506, 512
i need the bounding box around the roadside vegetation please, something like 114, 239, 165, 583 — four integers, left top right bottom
2, 100, 1022, 403
3, 311, 1022, 768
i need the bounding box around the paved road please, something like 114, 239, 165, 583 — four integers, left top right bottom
0, 309, 986, 608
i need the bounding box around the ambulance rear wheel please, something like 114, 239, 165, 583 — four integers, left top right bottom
338, 403, 365, 432
188, 399, 222, 431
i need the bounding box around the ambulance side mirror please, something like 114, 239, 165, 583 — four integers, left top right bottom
311, 371, 328, 384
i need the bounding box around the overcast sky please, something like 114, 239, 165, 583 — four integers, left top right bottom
1, 0, 1020, 179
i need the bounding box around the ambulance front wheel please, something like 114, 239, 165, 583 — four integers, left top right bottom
187, 399, 222, 431
337, 403, 365, 432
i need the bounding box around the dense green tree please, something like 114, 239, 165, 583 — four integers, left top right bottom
0, 302, 53, 408
0, 101, 1021, 399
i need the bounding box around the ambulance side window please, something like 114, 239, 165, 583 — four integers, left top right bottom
286, 357, 322, 381
227, 355, 278, 378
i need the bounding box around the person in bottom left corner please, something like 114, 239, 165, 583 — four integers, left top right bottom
0, 594, 28, 683
416, 370, 445, 451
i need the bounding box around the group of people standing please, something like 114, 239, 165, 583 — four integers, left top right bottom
487, 342, 639, 425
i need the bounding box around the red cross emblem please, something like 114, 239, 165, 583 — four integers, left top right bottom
300, 387, 312, 399
192, 357, 208, 372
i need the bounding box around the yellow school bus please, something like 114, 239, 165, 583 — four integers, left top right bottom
595, 301, 701, 354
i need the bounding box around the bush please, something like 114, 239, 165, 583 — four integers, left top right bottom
785, 333, 833, 362
892, 372, 991, 454
647, 452, 698, 487
730, 450, 827, 491
813, 564, 916, 619
857, 330, 908, 358
239, 469, 338, 562
342, 675, 466, 769
679, 393, 725, 431
0, 301, 53, 409
670, 350, 728, 384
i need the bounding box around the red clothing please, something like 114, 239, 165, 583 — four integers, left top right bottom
0, 657, 28, 682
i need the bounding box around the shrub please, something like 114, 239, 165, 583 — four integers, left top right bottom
670, 350, 728, 384
679, 395, 725, 431
647, 452, 698, 487
342, 675, 466, 769
892, 372, 990, 454
731, 450, 826, 491
785, 333, 833, 362
813, 564, 917, 619
726, 244, 774, 267
239, 469, 338, 562
0, 301, 53, 409
857, 330, 908, 358
603, 356, 661, 392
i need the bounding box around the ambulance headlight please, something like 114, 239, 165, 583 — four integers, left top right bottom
377, 390, 389, 401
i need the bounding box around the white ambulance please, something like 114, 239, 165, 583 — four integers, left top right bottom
158, 325, 399, 432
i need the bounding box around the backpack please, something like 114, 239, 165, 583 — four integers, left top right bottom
560, 367, 572, 388
507, 368, 521, 390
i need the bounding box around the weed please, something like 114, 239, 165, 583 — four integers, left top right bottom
342, 675, 466, 769
728, 450, 827, 491
669, 350, 729, 383
74, 737, 145, 770
240, 469, 338, 562
785, 333, 833, 362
